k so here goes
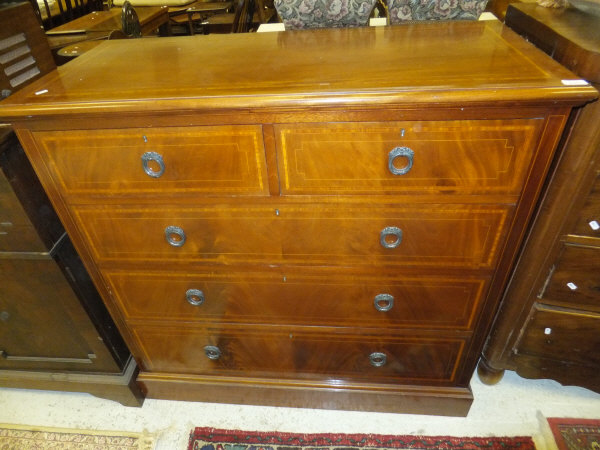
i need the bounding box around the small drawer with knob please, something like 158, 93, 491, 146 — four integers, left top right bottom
516, 304, 600, 368
572, 173, 600, 239
104, 268, 489, 330
538, 245, 600, 313
274, 119, 544, 196
30, 125, 269, 198
130, 323, 466, 383
73, 203, 512, 268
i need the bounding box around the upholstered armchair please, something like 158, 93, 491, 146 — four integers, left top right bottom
386, 0, 488, 23
274, 0, 378, 29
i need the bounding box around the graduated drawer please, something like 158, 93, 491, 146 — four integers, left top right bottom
518, 305, 600, 368
274, 119, 544, 195
74, 203, 512, 269
542, 245, 600, 313
31, 126, 269, 197
132, 324, 465, 383
572, 173, 600, 238
104, 268, 489, 330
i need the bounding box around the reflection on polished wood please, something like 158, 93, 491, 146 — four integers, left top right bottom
0, 22, 597, 415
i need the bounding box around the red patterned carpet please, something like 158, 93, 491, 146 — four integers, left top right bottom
188, 427, 536, 450
548, 418, 600, 450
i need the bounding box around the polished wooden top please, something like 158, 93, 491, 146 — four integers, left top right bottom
506, 3, 600, 82
0, 21, 596, 118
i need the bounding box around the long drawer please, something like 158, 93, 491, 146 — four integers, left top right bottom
31, 126, 269, 197
542, 245, 600, 313
104, 268, 489, 330
275, 119, 544, 195
132, 324, 465, 383
74, 203, 512, 268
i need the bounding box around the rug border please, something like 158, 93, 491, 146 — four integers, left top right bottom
189, 426, 536, 450
547, 417, 600, 450
0, 422, 146, 439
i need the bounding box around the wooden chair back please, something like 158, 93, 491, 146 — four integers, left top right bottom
30, 0, 104, 30
0, 2, 56, 99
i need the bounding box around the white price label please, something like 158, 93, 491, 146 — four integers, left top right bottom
561, 79, 590, 86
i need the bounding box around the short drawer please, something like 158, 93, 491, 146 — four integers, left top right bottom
275, 119, 543, 195
572, 173, 600, 238
517, 305, 600, 368
104, 268, 489, 330
31, 125, 269, 197
74, 203, 512, 269
542, 245, 600, 313
132, 324, 465, 383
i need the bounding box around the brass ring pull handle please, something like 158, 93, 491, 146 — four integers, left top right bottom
165, 225, 186, 247
380, 226, 403, 249
204, 345, 221, 360
388, 146, 414, 175
141, 151, 165, 178
369, 352, 387, 367
374, 293, 394, 312
186, 289, 205, 306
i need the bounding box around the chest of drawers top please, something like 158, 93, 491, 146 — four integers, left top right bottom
0, 22, 595, 121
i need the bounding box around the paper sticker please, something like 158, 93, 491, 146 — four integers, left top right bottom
589, 220, 600, 231
567, 282, 578, 290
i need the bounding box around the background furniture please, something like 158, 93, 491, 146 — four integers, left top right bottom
0, 1, 142, 406
274, 0, 377, 29
478, 2, 600, 393
0, 2, 55, 99
0, 22, 595, 416
386, 0, 488, 23
30, 0, 104, 30
45, 4, 170, 55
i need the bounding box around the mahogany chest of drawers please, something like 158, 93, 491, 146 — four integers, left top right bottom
0, 22, 596, 415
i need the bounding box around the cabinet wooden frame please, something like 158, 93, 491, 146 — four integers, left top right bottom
0, 23, 596, 415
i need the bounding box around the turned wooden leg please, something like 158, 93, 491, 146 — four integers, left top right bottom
477, 357, 505, 385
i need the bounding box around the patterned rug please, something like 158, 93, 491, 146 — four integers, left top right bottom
548, 418, 600, 450
188, 427, 536, 450
0, 423, 154, 449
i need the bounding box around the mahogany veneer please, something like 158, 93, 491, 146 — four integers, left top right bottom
0, 22, 596, 415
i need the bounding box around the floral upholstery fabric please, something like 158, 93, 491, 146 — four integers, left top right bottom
274, 0, 378, 29
387, 0, 488, 22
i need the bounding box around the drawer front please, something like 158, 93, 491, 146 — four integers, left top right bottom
132, 324, 465, 383
517, 305, 600, 368
75, 203, 512, 268
32, 126, 269, 197
573, 173, 600, 238
0, 174, 46, 253
104, 269, 489, 330
543, 245, 600, 313
275, 119, 543, 195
